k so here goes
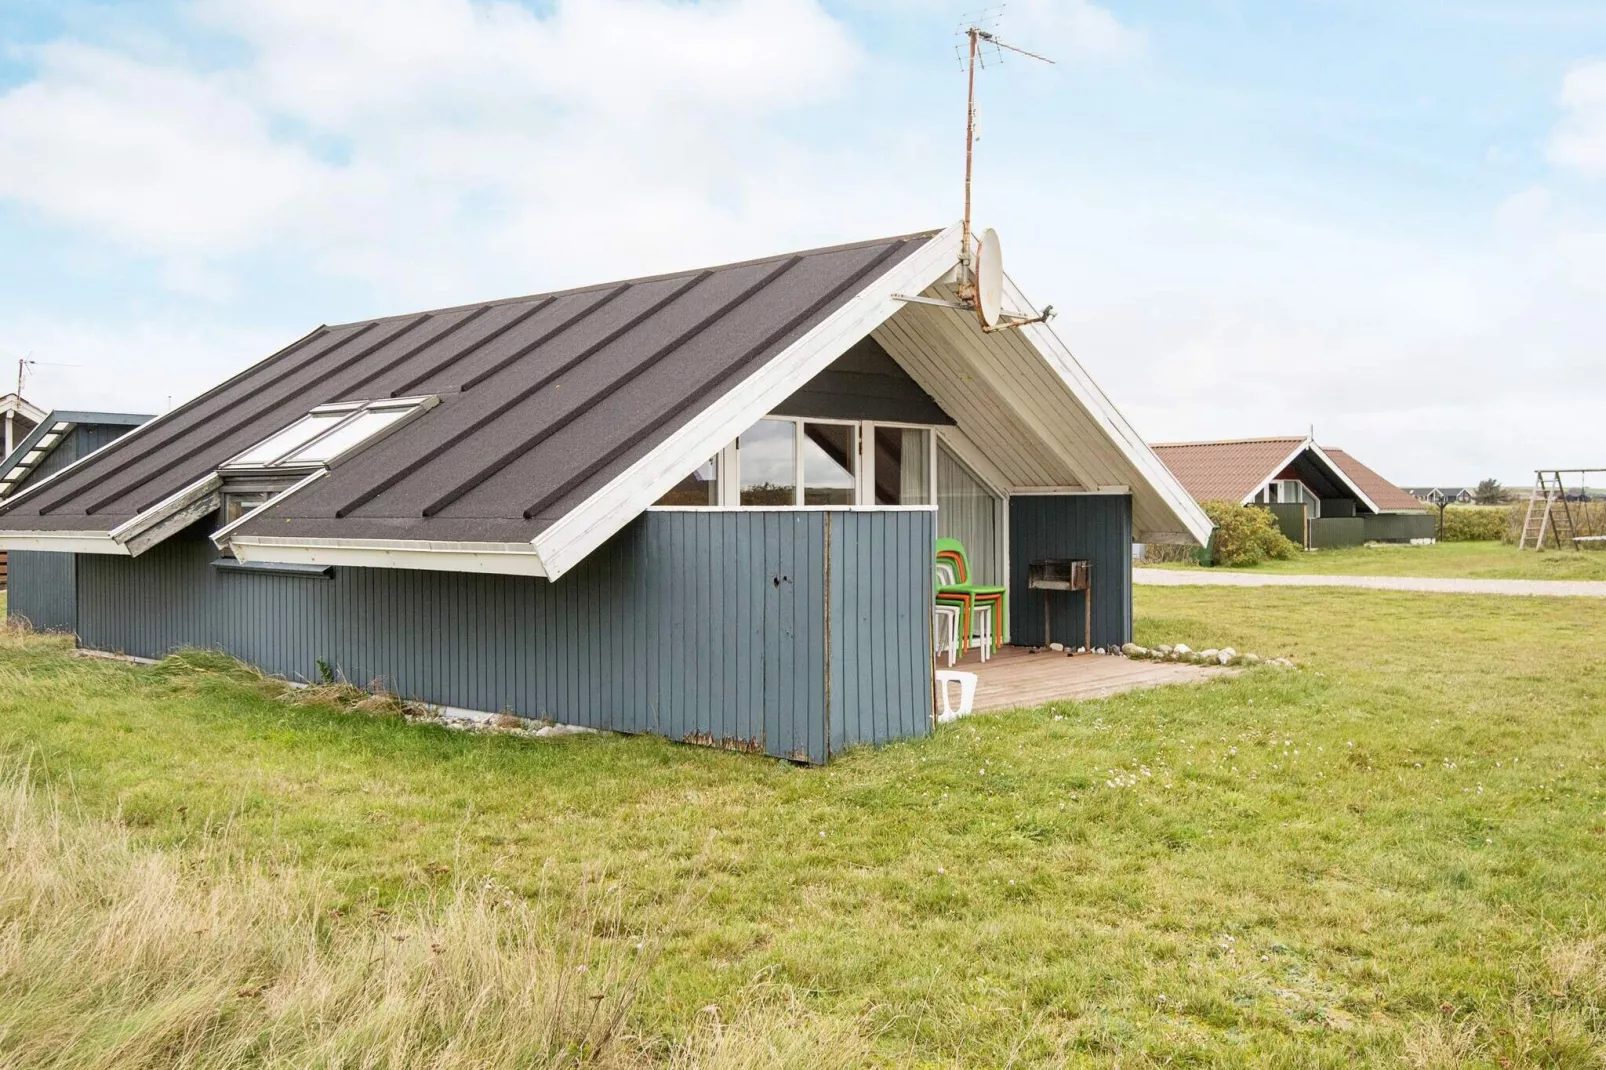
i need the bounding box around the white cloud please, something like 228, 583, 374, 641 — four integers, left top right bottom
1548, 59, 1606, 177
0, 0, 876, 285
0, 42, 335, 254
0, 3, 1602, 487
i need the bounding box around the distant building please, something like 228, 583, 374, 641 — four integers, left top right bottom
0, 393, 46, 459
1403, 486, 1474, 505
0, 409, 153, 589
1155, 436, 1435, 548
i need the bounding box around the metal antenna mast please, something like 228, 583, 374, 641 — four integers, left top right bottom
956, 8, 1054, 301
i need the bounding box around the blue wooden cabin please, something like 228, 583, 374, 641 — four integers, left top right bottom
0, 224, 1208, 762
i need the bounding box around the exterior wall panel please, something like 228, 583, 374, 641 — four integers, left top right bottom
1310, 517, 1366, 549
1008, 495, 1133, 650
827, 509, 934, 751
66, 509, 930, 763
1363, 513, 1436, 542
1261, 502, 1307, 546
771, 336, 953, 425
7, 550, 76, 633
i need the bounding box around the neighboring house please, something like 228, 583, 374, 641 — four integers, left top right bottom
1404, 486, 1473, 505
0, 410, 152, 591
0, 393, 46, 460
1154, 436, 1434, 549
0, 224, 1208, 763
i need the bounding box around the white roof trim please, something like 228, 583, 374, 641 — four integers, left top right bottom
531, 222, 968, 579
0, 395, 47, 424
0, 472, 223, 557
1238, 437, 1382, 515
1000, 274, 1214, 545
0, 529, 129, 555
232, 535, 548, 577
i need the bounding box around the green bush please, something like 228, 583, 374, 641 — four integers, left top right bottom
1441, 505, 1511, 542
1201, 500, 1299, 567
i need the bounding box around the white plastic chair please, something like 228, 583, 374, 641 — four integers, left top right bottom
935, 669, 978, 723
932, 604, 960, 667
970, 602, 994, 663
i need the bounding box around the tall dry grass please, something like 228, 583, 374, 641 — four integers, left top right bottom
0, 764, 872, 1069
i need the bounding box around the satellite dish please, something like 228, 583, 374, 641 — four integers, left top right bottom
975, 228, 1004, 329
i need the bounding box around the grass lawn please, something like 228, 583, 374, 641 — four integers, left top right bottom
1142, 539, 1606, 582
3, 586, 1605, 1067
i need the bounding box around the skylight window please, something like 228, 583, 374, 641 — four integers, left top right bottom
221, 396, 435, 472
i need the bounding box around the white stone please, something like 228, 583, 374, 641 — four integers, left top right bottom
1173, 643, 1192, 656
534, 723, 598, 737
1049, 641, 1064, 652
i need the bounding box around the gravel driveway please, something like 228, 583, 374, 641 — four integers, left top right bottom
1134, 569, 1606, 598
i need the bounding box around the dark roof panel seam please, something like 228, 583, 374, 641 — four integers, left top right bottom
423, 257, 803, 518
520, 239, 911, 522
388, 299, 555, 398
320, 230, 940, 330
77, 316, 428, 516
416, 270, 715, 517
329, 286, 638, 518
455, 285, 633, 393
338, 304, 494, 400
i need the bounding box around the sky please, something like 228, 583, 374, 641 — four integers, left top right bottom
1, 0, 1604, 486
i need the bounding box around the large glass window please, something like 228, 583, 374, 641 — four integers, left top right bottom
656, 457, 720, 506
801, 423, 855, 506
653, 417, 938, 510
739, 419, 797, 506
873, 426, 931, 505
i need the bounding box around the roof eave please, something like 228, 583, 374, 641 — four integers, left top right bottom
1001, 275, 1215, 546
231, 536, 548, 577
0, 529, 130, 555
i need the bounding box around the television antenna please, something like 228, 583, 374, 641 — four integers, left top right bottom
15, 355, 79, 397
894, 8, 1058, 332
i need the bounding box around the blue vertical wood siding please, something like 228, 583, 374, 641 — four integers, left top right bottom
827, 509, 934, 751
7, 551, 75, 633
1008, 495, 1133, 650
62, 509, 932, 763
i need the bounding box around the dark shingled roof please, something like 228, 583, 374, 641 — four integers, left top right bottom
0, 231, 936, 543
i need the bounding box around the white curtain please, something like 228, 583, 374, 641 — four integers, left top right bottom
937, 445, 1000, 585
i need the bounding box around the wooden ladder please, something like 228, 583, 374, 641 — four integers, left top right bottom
1519, 472, 1575, 550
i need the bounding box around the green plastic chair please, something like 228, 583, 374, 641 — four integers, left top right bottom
934, 537, 1008, 651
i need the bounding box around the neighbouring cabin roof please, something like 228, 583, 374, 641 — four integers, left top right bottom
0, 222, 1214, 573
1151, 437, 1308, 503
0, 393, 47, 426
1322, 449, 1427, 513
1153, 436, 1423, 515
0, 233, 936, 543
0, 411, 153, 500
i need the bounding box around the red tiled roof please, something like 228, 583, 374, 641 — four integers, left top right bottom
1322, 448, 1427, 512
1152, 436, 1427, 513
1150, 438, 1305, 503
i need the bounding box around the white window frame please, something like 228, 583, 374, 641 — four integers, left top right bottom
651, 415, 939, 512
220, 395, 438, 473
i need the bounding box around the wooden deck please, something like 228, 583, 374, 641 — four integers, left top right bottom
951, 645, 1230, 712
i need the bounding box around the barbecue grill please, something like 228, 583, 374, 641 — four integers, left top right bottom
1027, 558, 1091, 652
